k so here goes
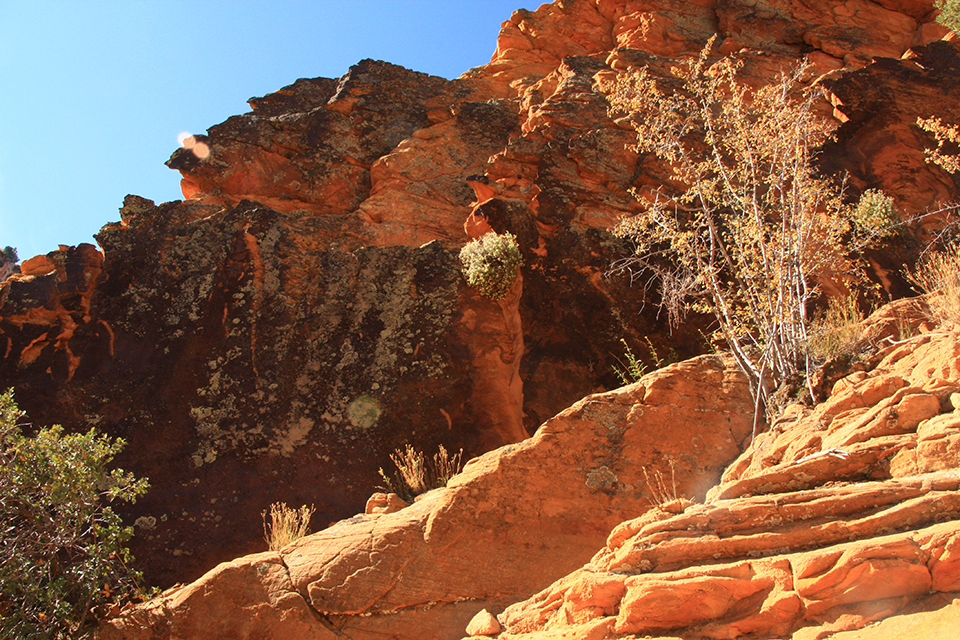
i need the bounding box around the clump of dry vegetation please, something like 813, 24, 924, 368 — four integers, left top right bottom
262, 502, 315, 551
378, 444, 464, 502
808, 292, 872, 364
642, 459, 679, 507
908, 243, 960, 326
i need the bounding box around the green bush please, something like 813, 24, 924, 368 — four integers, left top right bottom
850, 189, 901, 243
459, 232, 523, 300
0, 390, 149, 639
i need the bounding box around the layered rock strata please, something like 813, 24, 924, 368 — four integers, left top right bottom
496, 308, 960, 639
2, 0, 959, 588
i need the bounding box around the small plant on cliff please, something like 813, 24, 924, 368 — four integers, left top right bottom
612, 338, 647, 385
459, 232, 524, 300
0, 390, 149, 639
378, 444, 464, 502
850, 190, 902, 244
262, 502, 315, 551
908, 242, 960, 326
936, 0, 960, 34
611, 337, 669, 385
642, 459, 679, 507
601, 38, 890, 421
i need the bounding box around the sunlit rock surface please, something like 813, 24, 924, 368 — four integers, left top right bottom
2, 0, 959, 609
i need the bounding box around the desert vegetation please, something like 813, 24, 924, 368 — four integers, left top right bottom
262, 502, 315, 551
0, 390, 149, 639
378, 444, 463, 502
909, 242, 960, 326
459, 231, 524, 300
937, 0, 960, 33
602, 39, 905, 420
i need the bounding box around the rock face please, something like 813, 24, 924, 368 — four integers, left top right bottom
1, 199, 530, 587
496, 311, 960, 639
2, 0, 959, 594
99, 354, 754, 639
99, 304, 960, 640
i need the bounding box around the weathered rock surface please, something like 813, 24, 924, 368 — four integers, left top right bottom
3, 0, 960, 594
495, 315, 960, 639
99, 354, 754, 639
1, 200, 531, 586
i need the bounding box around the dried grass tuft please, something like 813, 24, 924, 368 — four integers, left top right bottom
263, 502, 315, 551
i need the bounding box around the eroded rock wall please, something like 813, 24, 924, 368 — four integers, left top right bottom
3, 0, 960, 589
99, 354, 755, 640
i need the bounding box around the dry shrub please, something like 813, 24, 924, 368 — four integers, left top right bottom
262, 502, 315, 551
390, 444, 428, 495
642, 460, 678, 506
808, 293, 871, 363
379, 444, 464, 502
431, 445, 463, 487
600, 37, 873, 421
908, 243, 960, 326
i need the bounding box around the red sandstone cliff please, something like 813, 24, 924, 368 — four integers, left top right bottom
98, 302, 960, 639
1, 1, 959, 628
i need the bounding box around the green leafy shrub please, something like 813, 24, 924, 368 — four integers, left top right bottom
0, 390, 149, 639
459, 232, 523, 300
612, 338, 647, 386
850, 190, 901, 243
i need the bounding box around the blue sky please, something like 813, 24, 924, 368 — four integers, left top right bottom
0, 1, 532, 262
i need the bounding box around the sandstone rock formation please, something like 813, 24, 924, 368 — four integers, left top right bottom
99, 301, 960, 639
99, 353, 754, 639
495, 308, 960, 639
2, 0, 959, 594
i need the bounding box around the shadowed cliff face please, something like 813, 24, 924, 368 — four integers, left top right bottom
1, 201, 531, 586
2, 0, 959, 590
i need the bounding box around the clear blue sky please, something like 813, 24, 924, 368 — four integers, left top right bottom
0, 1, 533, 262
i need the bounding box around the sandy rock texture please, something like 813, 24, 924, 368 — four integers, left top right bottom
495, 319, 960, 639
98, 354, 753, 639
2, 0, 958, 591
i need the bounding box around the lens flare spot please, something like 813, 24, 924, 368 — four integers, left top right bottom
177, 132, 210, 159
347, 396, 381, 430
